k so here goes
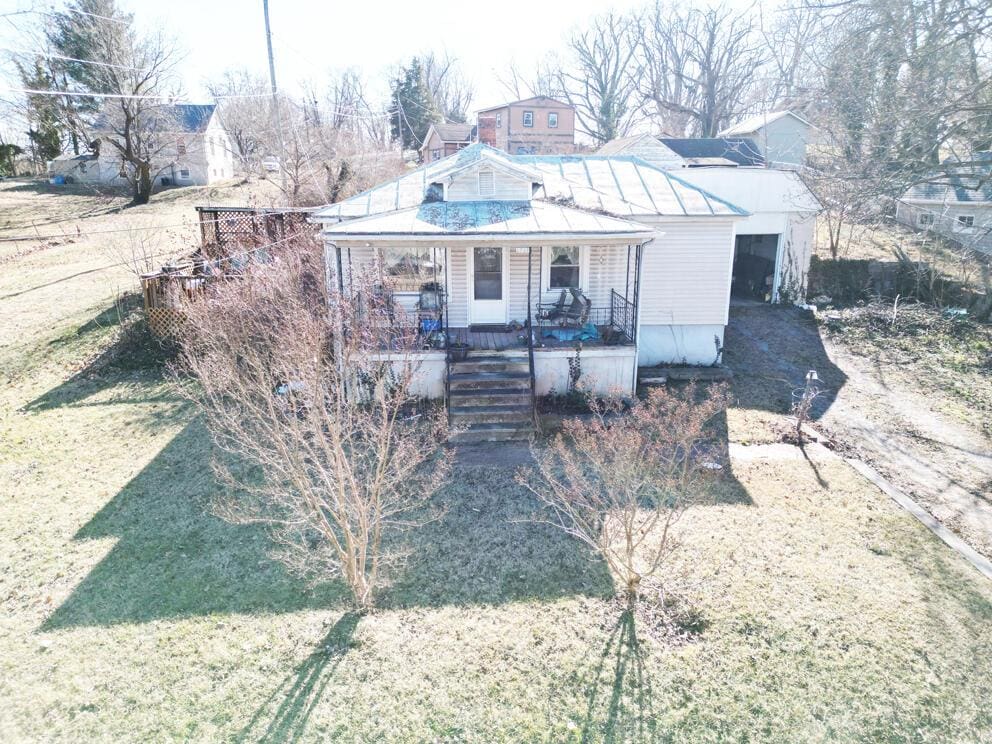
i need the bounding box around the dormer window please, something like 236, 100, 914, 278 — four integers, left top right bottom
478, 170, 494, 196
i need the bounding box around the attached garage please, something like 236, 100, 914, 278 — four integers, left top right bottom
732, 234, 780, 301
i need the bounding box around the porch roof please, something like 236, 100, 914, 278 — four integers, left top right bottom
322, 200, 656, 242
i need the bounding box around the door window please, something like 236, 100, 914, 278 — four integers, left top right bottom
474, 247, 502, 299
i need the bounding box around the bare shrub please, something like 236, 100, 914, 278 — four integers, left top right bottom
518, 384, 730, 606
175, 240, 450, 609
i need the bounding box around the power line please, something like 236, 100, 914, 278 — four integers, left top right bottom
0, 230, 311, 300
0, 210, 314, 243
0, 46, 152, 72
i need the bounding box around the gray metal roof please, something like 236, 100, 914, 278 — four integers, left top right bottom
902, 154, 992, 203
313, 143, 747, 222
656, 138, 764, 167
323, 200, 655, 239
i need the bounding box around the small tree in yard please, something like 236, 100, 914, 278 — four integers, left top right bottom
519, 384, 730, 606
176, 240, 451, 610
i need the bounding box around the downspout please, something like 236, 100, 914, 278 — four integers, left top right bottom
631, 238, 654, 394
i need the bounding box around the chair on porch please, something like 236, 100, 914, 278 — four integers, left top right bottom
560, 288, 591, 328
536, 290, 568, 323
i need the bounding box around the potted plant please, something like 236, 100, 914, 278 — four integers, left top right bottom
448, 340, 471, 362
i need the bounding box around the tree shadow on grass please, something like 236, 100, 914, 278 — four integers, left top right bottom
42, 422, 619, 630
234, 612, 362, 744
24, 293, 178, 415
578, 609, 657, 744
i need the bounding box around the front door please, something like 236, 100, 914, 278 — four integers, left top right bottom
469, 246, 506, 324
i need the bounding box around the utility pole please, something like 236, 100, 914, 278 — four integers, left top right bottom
263, 0, 288, 197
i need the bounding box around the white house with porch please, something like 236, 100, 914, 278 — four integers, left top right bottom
312, 144, 748, 440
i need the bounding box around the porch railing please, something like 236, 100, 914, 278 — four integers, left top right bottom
533, 289, 636, 345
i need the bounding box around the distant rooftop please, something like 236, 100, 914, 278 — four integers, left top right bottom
657, 138, 765, 167
719, 111, 811, 137
903, 153, 992, 204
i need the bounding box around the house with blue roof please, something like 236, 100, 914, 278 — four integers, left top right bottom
895, 153, 992, 254
48, 103, 236, 189
312, 143, 753, 441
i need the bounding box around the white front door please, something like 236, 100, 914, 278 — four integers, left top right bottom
469, 246, 507, 324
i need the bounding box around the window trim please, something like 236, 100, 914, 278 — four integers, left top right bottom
522, 110, 534, 127
917, 212, 934, 226
378, 246, 447, 294
177, 168, 192, 181
541, 245, 588, 292
495, 113, 502, 128
548, 112, 559, 128
431, 148, 442, 161
955, 214, 975, 231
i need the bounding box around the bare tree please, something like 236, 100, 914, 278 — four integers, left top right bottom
495, 55, 564, 101
176, 240, 451, 610
518, 384, 730, 605
420, 51, 474, 122
208, 69, 270, 180
639, 1, 768, 137
46, 0, 183, 204
557, 12, 643, 144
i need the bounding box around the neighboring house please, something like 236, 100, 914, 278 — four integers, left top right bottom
895, 153, 992, 255
420, 122, 476, 163
597, 135, 764, 169
47, 153, 102, 184
50, 103, 236, 188
477, 96, 575, 155
313, 142, 750, 438
718, 111, 812, 168
597, 136, 819, 301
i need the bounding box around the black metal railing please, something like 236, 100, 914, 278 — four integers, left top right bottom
532, 289, 635, 346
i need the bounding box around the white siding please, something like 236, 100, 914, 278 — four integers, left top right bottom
446, 246, 469, 328
447, 168, 532, 201
638, 220, 736, 325
506, 247, 539, 322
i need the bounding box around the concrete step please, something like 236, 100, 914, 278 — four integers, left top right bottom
448, 388, 533, 407
450, 357, 529, 375
449, 422, 535, 444
450, 404, 533, 425
448, 371, 530, 391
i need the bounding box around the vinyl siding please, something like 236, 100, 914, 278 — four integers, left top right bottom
446, 246, 469, 327
447, 169, 532, 201
507, 248, 541, 322
638, 221, 735, 325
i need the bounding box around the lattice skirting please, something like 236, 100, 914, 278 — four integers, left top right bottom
147, 307, 186, 338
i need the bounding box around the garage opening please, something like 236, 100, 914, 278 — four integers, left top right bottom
732, 234, 780, 302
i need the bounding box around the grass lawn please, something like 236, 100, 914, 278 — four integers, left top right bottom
2, 183, 991, 741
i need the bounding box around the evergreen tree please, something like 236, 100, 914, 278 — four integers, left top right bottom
389, 58, 440, 150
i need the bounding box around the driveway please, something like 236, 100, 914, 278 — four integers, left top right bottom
726, 302, 992, 560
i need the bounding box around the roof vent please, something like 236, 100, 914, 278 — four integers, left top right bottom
478, 170, 494, 196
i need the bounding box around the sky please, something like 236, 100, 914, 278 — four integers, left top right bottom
1, 0, 646, 134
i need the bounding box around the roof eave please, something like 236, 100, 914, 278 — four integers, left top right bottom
323, 229, 656, 244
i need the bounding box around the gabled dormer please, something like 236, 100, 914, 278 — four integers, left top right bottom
428, 147, 543, 202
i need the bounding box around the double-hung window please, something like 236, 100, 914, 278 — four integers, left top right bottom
522, 110, 534, 127
547, 246, 581, 289
548, 112, 558, 128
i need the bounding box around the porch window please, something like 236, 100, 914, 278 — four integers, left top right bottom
548, 246, 581, 289
380, 246, 445, 293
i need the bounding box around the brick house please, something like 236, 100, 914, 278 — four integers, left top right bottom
477, 96, 575, 155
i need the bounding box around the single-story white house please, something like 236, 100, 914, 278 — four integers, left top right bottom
312, 144, 755, 438
596, 136, 820, 303
48, 103, 236, 188
718, 111, 812, 168
895, 153, 992, 255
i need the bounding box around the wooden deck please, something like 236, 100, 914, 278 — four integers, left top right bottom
446, 326, 630, 351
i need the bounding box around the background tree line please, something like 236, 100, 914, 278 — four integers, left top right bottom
7, 0, 992, 212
